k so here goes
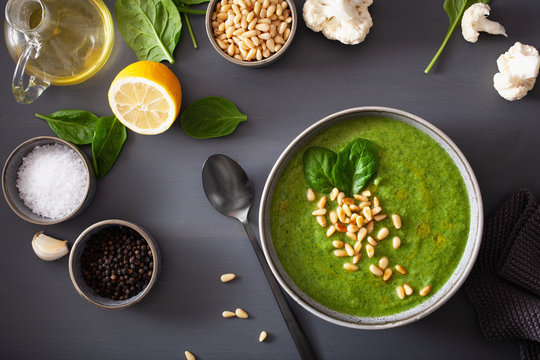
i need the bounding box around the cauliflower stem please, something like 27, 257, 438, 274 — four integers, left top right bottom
425, 0, 489, 74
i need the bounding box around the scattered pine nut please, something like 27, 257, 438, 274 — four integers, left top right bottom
374, 214, 387, 222
344, 243, 355, 256
356, 216, 364, 227
377, 227, 389, 240
395, 264, 407, 275
369, 264, 383, 276
337, 207, 347, 223
347, 224, 359, 233
396, 285, 405, 299
362, 207, 372, 221
403, 283, 413, 296
354, 194, 369, 202
367, 236, 378, 247
334, 249, 348, 257
357, 227, 368, 241
353, 241, 362, 254
349, 204, 360, 212
259, 331, 268, 342
335, 223, 347, 233
317, 196, 327, 209
329, 210, 338, 224
326, 225, 336, 237
235, 308, 249, 319
366, 221, 374, 233
392, 236, 401, 249
373, 197, 380, 207
359, 201, 371, 209
330, 188, 339, 201
366, 244, 375, 258
343, 204, 352, 217
337, 192, 345, 205
185, 351, 196, 360
316, 215, 326, 227
343, 197, 355, 206
332, 240, 344, 248
222, 311, 236, 318
306, 189, 316, 202
221, 273, 237, 283
383, 268, 393, 281
361, 190, 371, 197
378, 256, 389, 270
312, 208, 327, 216
352, 254, 361, 264
420, 285, 432, 296
371, 206, 382, 215
392, 214, 402, 229
346, 232, 357, 241
344, 262, 358, 271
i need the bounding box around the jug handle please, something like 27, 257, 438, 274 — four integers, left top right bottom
12, 39, 50, 104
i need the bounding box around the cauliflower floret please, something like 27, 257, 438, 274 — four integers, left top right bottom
493, 42, 540, 101
461, 3, 506, 43
303, 0, 373, 45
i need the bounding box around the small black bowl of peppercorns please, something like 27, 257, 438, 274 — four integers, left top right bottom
69, 220, 161, 309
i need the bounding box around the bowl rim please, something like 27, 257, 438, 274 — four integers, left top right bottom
1, 136, 93, 225
205, 0, 297, 67
68, 219, 160, 309
258, 106, 484, 329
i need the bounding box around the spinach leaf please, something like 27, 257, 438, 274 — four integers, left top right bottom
425, 0, 489, 73
332, 138, 379, 195
175, 0, 209, 5
92, 116, 127, 178
35, 110, 98, 145
303, 147, 337, 193
115, 0, 182, 64
181, 96, 247, 139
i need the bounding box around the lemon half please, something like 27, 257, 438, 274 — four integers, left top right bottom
108, 61, 182, 135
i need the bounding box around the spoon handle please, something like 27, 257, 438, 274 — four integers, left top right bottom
242, 220, 318, 360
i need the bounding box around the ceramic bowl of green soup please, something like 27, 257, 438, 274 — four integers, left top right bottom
259, 107, 483, 329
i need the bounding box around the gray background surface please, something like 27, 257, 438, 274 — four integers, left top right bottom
1, 0, 539, 359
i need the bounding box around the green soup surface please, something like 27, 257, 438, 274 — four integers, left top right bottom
270, 117, 470, 317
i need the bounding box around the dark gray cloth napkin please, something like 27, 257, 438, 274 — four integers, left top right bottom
465, 189, 540, 360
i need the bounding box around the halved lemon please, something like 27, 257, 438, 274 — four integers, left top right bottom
108, 61, 182, 135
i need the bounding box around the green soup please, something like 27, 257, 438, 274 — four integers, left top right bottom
270, 117, 470, 317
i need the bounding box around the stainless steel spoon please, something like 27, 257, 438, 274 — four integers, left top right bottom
202, 154, 317, 360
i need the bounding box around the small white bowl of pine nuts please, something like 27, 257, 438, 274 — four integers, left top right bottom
206, 0, 297, 66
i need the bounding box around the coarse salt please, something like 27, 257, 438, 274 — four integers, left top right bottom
16, 144, 88, 219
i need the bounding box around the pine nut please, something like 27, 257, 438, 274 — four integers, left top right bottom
266, 38, 275, 52
248, 19, 257, 29
396, 285, 405, 299
335, 223, 347, 232
362, 207, 372, 221
263, 0, 269, 8
221, 273, 237, 282
346, 232, 357, 241
256, 48, 262, 60
227, 44, 235, 56
345, 243, 354, 256
285, 16, 292, 23
276, 3, 283, 16
367, 236, 378, 247
369, 264, 383, 276
356, 216, 364, 227
337, 207, 347, 222
343, 217, 351, 224
254, 1, 261, 13
353, 241, 362, 254
349, 204, 360, 212
266, 4, 275, 16
262, 48, 271, 58
352, 254, 361, 264
371, 206, 382, 215
278, 21, 287, 34
235, 308, 249, 319
395, 264, 407, 275
359, 201, 371, 209
392, 214, 402, 229
354, 194, 369, 202
312, 208, 327, 216
332, 240, 344, 248
420, 285, 432, 296
403, 283, 413, 296
347, 224, 359, 233
329, 210, 338, 224
361, 190, 371, 197
216, 38, 227, 49
256, 23, 270, 31
233, 28, 245, 36
247, 11, 255, 21
373, 197, 380, 207
378, 256, 388, 270
326, 225, 336, 237
334, 249, 347, 257
357, 227, 367, 241
350, 213, 359, 222
374, 214, 387, 222
259, 331, 268, 342
244, 37, 255, 48
366, 221, 374, 233
392, 236, 401, 249
219, 22, 226, 32
226, 26, 235, 37
185, 351, 196, 360
337, 192, 345, 205
383, 268, 393, 281
343, 204, 352, 217
317, 196, 327, 209
316, 216, 326, 227
242, 29, 257, 38
343, 197, 355, 206
222, 311, 236, 318
344, 263, 359, 271
330, 188, 339, 201
274, 43, 282, 52
377, 227, 389, 240
366, 244, 375, 258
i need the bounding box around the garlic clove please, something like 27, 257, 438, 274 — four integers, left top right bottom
32, 232, 69, 261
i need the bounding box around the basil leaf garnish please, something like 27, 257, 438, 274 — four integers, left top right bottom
302, 147, 337, 193
332, 138, 379, 195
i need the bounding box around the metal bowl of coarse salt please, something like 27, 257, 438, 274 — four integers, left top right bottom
258, 106, 483, 329
2, 136, 96, 225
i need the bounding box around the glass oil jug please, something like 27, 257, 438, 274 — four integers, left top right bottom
4, 0, 114, 104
